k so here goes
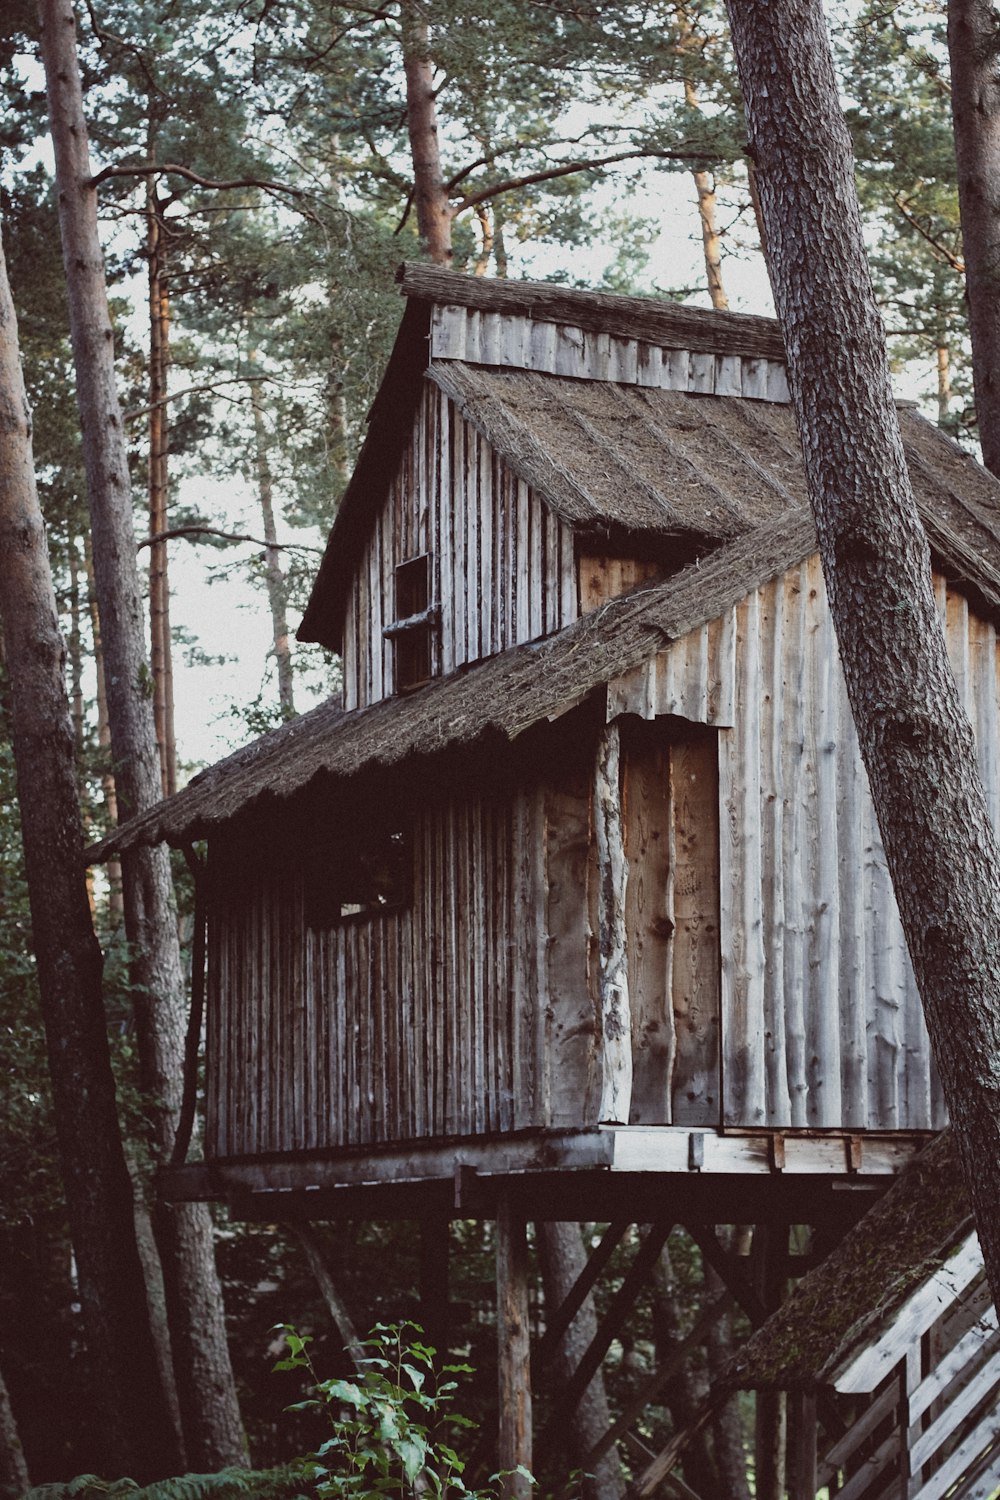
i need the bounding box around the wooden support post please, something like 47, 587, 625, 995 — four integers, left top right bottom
595, 722, 632, 1123
791, 1391, 817, 1500
496, 1195, 532, 1499
419, 1216, 450, 1355
752, 1224, 789, 1500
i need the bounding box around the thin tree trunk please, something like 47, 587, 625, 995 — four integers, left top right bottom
0, 213, 179, 1484
937, 342, 952, 426
84, 533, 124, 923
704, 1244, 751, 1500
538, 1222, 626, 1500
948, 1, 1000, 476
147, 177, 176, 797
400, 0, 452, 264
0, 1358, 29, 1498
681, 74, 729, 310
725, 0, 1000, 1313
38, 0, 246, 1469
651, 1244, 717, 1497
250, 388, 295, 715
68, 533, 85, 758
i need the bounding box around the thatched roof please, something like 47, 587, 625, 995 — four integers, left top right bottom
299, 263, 1000, 650
730, 1131, 972, 1391
89, 508, 817, 859
299, 264, 793, 649
426, 366, 802, 545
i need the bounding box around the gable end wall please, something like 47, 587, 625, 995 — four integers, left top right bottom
341, 380, 577, 709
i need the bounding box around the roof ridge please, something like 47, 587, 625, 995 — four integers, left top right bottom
397, 262, 787, 362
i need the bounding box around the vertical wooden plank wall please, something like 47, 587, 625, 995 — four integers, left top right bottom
342, 383, 577, 709
721, 556, 971, 1129
205, 774, 600, 1159
610, 559, 1000, 1131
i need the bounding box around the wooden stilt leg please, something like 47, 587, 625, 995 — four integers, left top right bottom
496, 1194, 532, 1500
791, 1390, 817, 1500
419, 1216, 450, 1355
752, 1224, 788, 1500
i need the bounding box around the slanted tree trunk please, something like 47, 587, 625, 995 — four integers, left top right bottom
400, 1, 452, 264
250, 386, 295, 715
0, 215, 179, 1484
38, 0, 246, 1469
948, 0, 1000, 476
538, 1223, 626, 1500
724, 0, 1000, 1312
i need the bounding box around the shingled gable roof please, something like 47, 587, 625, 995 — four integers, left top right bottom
729, 1130, 972, 1393
298, 263, 791, 651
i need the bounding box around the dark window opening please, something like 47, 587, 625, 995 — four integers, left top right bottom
385, 553, 437, 692
304, 818, 411, 927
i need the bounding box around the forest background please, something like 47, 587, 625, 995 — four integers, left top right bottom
0, 0, 975, 1493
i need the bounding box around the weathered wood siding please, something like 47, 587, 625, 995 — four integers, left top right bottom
430, 304, 791, 402
341, 380, 577, 709
611, 556, 1000, 1131
205, 774, 601, 1159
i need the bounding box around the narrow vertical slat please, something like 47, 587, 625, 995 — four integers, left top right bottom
529, 493, 545, 640
721, 591, 767, 1125
439, 396, 455, 676
837, 660, 868, 1127
806, 568, 841, 1126
781, 567, 808, 1126
516, 479, 531, 642
759, 576, 791, 1124
480, 430, 493, 657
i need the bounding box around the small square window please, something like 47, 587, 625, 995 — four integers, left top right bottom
304, 818, 410, 928
385, 553, 436, 692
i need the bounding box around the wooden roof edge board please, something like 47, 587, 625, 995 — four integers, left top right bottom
831, 1231, 984, 1395
727, 1130, 972, 1394
396, 262, 788, 362
88, 510, 818, 863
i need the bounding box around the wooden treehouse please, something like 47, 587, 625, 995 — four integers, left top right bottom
93, 267, 1000, 1497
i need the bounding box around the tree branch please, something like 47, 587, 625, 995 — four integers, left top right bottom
123, 375, 267, 423
891, 192, 965, 273
136, 526, 323, 554
450, 145, 723, 217
87, 162, 323, 225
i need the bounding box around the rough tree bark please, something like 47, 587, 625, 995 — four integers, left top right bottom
0, 216, 179, 1483
38, 0, 246, 1469
724, 0, 1000, 1311
538, 1223, 626, 1500
400, 0, 452, 264
948, 0, 1000, 476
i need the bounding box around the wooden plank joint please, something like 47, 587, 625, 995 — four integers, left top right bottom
769, 1133, 786, 1173
847, 1135, 863, 1174
688, 1133, 704, 1171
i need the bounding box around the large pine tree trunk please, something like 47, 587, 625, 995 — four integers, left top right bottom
948, 0, 1000, 477
37, 0, 246, 1469
0, 215, 179, 1484
724, 0, 1000, 1312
